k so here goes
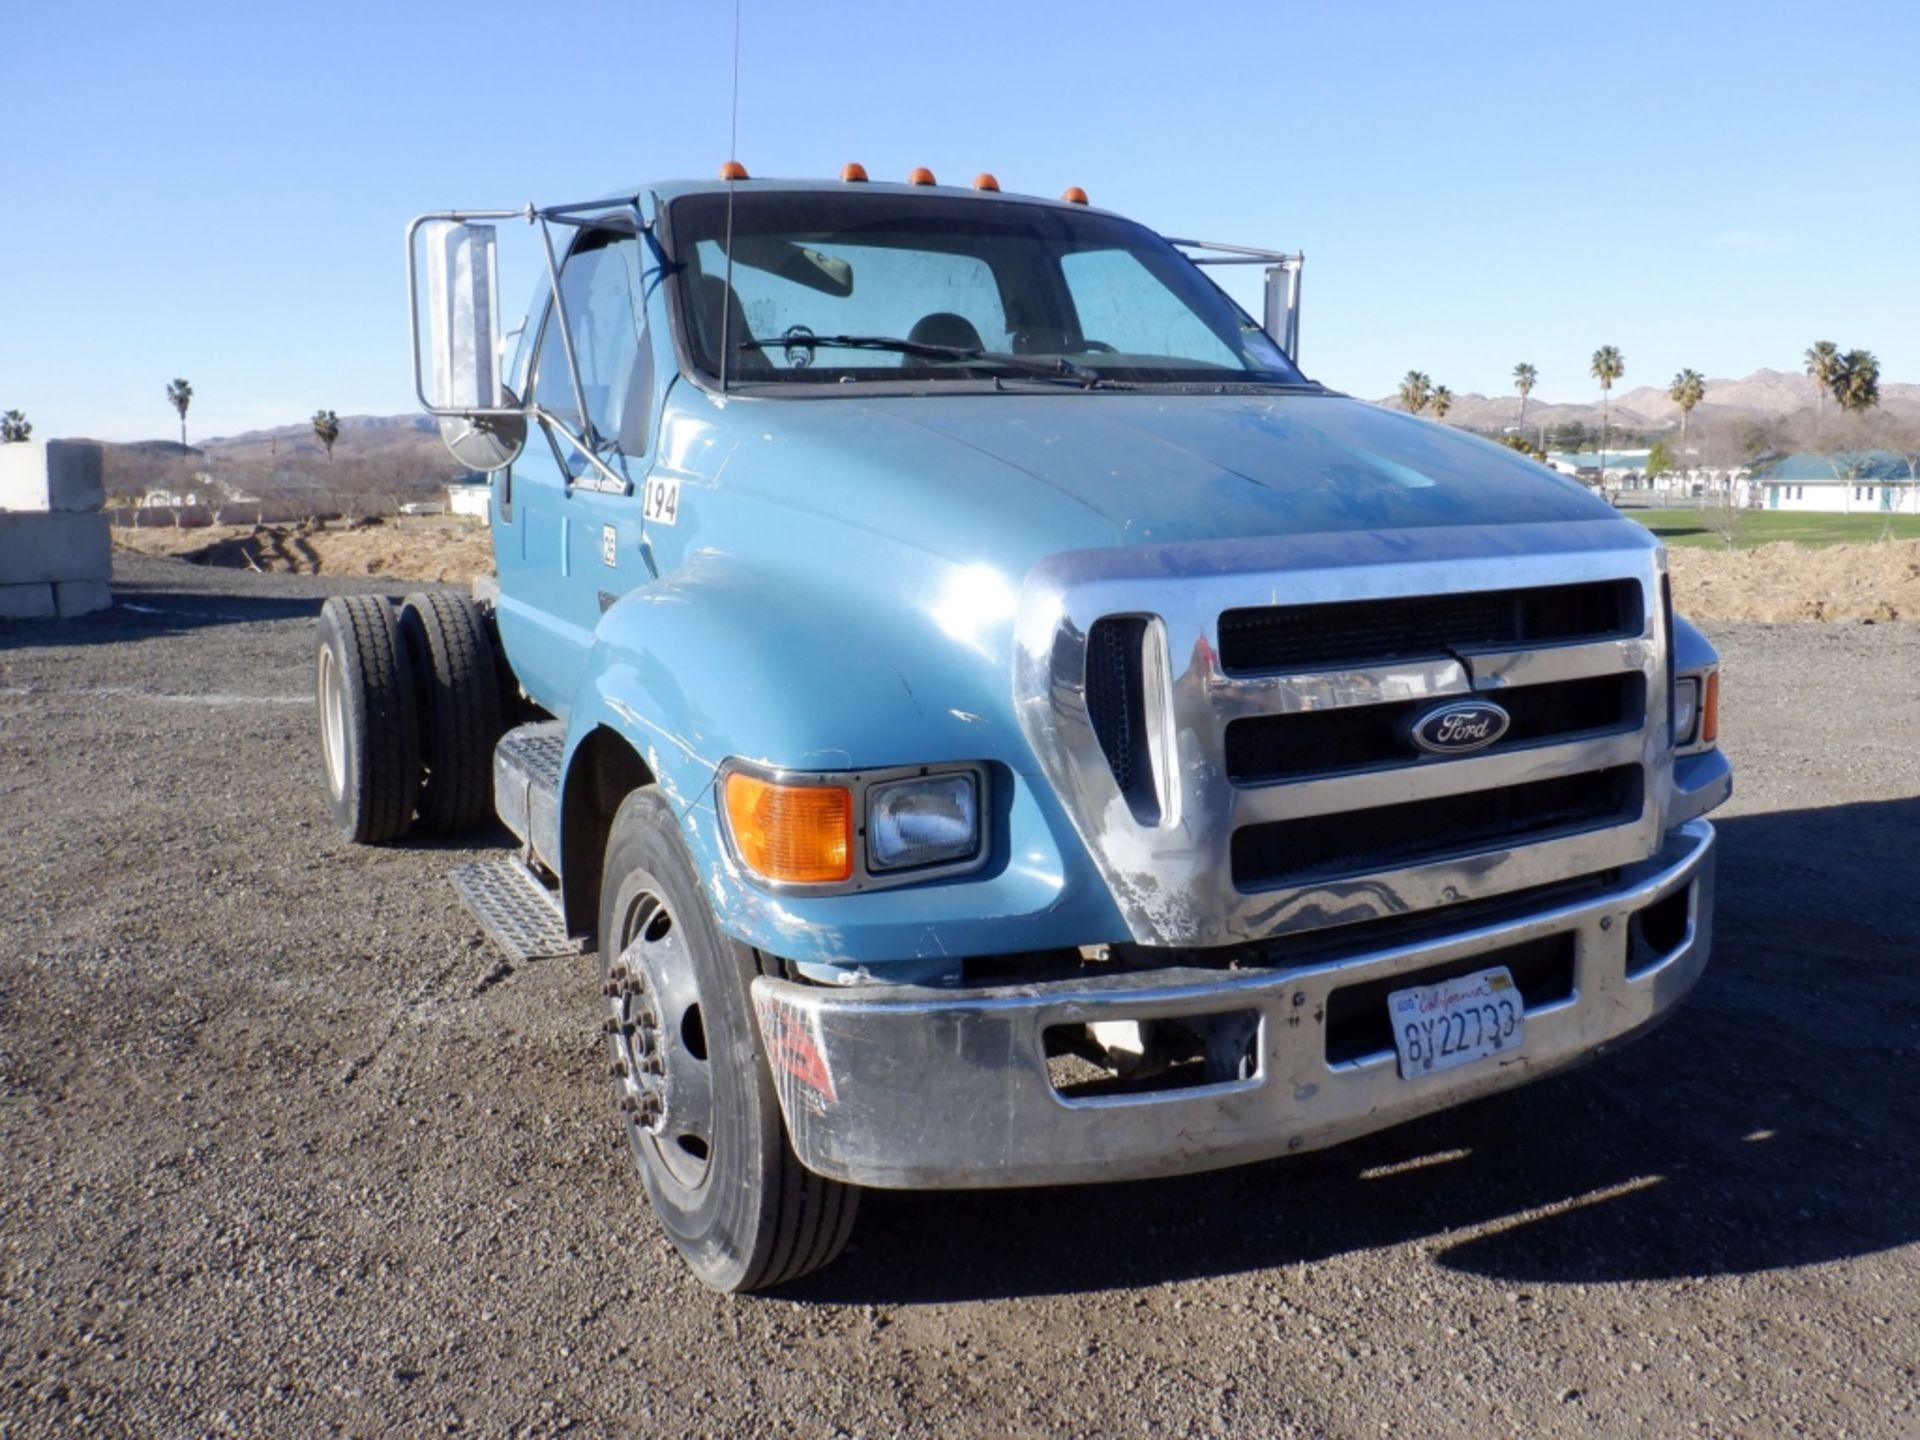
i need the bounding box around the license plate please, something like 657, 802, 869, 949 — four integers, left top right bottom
1388, 966, 1524, 1079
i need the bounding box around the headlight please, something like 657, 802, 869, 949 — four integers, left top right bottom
867, 772, 979, 871
1673, 677, 1701, 746
1673, 670, 1720, 752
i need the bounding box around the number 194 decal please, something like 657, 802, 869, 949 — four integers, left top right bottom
643, 475, 681, 526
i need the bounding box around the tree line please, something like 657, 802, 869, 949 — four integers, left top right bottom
1395, 341, 1887, 470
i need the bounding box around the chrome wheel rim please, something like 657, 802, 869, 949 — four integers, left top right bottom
317, 646, 347, 800
607, 889, 713, 1192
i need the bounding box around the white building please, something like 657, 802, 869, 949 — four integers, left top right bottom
1750, 452, 1920, 515
446, 479, 491, 524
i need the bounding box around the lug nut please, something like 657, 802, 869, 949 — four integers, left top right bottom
610, 1061, 629, 1079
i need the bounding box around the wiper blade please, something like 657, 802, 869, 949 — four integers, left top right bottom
736, 333, 1105, 387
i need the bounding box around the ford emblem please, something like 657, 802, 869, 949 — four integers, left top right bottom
1410, 700, 1511, 756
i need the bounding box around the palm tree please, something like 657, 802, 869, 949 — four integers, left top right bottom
1804, 341, 1839, 418
312, 409, 342, 461
1398, 371, 1432, 415
1513, 362, 1537, 429
0, 409, 29, 443
1590, 346, 1624, 480
1668, 369, 1706, 449
1431, 386, 1454, 421
166, 379, 193, 453
1829, 349, 1880, 415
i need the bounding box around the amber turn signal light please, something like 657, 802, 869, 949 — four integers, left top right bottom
719, 160, 749, 180
972, 172, 1000, 191
841, 162, 869, 182
1701, 672, 1720, 744
908, 166, 937, 186
724, 773, 853, 884
1061, 185, 1088, 204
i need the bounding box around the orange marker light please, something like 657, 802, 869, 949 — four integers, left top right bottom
907, 166, 937, 186
719, 160, 749, 181
1701, 671, 1720, 744
841, 162, 869, 182
972, 172, 1000, 191
724, 773, 854, 884
1061, 186, 1089, 204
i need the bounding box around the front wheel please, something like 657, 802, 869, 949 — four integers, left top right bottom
598, 788, 858, 1292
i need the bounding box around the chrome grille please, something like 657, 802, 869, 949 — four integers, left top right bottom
1012, 526, 1674, 949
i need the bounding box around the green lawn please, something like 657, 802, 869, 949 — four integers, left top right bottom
1628, 508, 1920, 549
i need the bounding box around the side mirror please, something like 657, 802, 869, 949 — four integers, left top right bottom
416, 219, 527, 471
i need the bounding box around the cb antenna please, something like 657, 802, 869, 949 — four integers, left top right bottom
719, 0, 742, 393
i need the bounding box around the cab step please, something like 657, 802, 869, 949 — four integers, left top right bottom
450, 856, 591, 964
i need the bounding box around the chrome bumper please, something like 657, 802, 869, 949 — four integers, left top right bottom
751, 820, 1716, 1190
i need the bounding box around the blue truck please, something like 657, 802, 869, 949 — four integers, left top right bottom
313, 167, 1731, 1292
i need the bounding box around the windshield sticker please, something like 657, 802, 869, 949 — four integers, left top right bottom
1245, 334, 1289, 367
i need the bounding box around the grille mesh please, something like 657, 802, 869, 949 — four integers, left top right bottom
1085, 617, 1161, 825
1231, 766, 1644, 890
1218, 580, 1641, 675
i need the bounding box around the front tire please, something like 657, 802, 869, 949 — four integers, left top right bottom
598, 788, 858, 1292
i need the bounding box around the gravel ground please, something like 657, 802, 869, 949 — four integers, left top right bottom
1, 554, 1915, 1439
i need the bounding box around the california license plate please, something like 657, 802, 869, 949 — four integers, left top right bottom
1388, 966, 1524, 1079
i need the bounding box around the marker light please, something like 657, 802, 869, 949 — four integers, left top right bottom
972, 173, 1000, 191
908, 167, 937, 186
1702, 671, 1720, 744
719, 160, 749, 180
724, 773, 853, 884
1061, 186, 1089, 204
841, 162, 869, 182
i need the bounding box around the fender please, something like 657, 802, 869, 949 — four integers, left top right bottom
556, 552, 1128, 978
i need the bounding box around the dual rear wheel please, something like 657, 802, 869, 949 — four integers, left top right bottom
313, 591, 502, 842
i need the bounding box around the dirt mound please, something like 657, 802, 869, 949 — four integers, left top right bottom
115, 520, 495, 586
1670, 540, 1920, 622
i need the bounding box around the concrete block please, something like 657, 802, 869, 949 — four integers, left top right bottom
0, 440, 106, 513
0, 582, 57, 620
0, 511, 111, 584
55, 579, 112, 617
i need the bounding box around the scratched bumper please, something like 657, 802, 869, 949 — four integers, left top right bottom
750, 821, 1716, 1190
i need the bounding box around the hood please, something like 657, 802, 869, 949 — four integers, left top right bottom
851, 389, 1613, 546
671, 388, 1616, 576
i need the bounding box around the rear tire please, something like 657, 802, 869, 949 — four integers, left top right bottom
398, 591, 503, 835
314, 595, 420, 843
598, 787, 859, 1292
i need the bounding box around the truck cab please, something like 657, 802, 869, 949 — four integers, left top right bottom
315, 167, 1730, 1291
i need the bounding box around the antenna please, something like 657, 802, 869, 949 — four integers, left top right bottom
719, 0, 742, 393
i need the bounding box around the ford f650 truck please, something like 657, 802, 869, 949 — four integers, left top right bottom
313, 167, 1731, 1292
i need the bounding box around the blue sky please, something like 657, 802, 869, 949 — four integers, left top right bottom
3, 0, 1914, 441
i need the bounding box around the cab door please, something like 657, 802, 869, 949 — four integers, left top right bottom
493, 223, 659, 716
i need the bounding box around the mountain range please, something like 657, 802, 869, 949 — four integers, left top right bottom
1377, 368, 1920, 434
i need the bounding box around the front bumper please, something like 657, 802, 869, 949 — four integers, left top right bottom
751, 820, 1716, 1189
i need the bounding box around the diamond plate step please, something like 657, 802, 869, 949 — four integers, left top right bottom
451, 858, 591, 964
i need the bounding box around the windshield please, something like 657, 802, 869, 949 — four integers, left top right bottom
666, 190, 1308, 389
